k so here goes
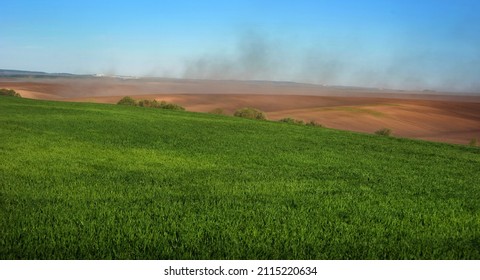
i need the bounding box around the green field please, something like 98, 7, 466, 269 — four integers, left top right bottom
1, 96, 479, 259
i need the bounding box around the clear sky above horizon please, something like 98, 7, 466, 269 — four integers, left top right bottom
1, 0, 479, 91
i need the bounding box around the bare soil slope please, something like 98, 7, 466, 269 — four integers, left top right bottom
2, 77, 479, 144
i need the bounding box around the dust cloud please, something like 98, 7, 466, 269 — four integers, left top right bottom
183, 30, 284, 81
181, 30, 480, 93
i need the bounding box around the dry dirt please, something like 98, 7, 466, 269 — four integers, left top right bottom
2, 77, 479, 145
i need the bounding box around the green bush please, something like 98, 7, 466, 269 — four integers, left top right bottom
306, 120, 323, 127
279, 117, 296, 124
279, 118, 323, 127
279, 118, 305, 125
234, 107, 266, 120
118, 96, 185, 111
469, 138, 478, 147
0, 88, 21, 97
117, 96, 137, 106
375, 128, 392, 136
159, 102, 185, 111
137, 99, 153, 107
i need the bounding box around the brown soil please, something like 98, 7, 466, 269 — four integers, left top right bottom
2, 77, 479, 145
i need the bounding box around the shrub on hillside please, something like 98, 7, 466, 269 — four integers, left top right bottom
0, 88, 21, 97
137, 99, 153, 107
375, 128, 392, 136
144, 99, 185, 110
117, 96, 185, 111
469, 138, 478, 147
279, 118, 323, 127
158, 101, 185, 111
117, 96, 137, 106
234, 107, 266, 120
279, 117, 295, 124
279, 118, 305, 125
306, 120, 323, 127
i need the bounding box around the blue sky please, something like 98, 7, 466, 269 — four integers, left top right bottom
1, 0, 479, 91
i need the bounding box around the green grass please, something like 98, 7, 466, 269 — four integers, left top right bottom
1, 96, 479, 259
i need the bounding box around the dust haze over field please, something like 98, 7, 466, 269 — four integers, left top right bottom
181, 29, 480, 93
2, 77, 480, 145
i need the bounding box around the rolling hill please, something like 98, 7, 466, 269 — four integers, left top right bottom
0, 96, 479, 259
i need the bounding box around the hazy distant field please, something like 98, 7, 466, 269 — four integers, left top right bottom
2, 77, 479, 145
1, 96, 479, 259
